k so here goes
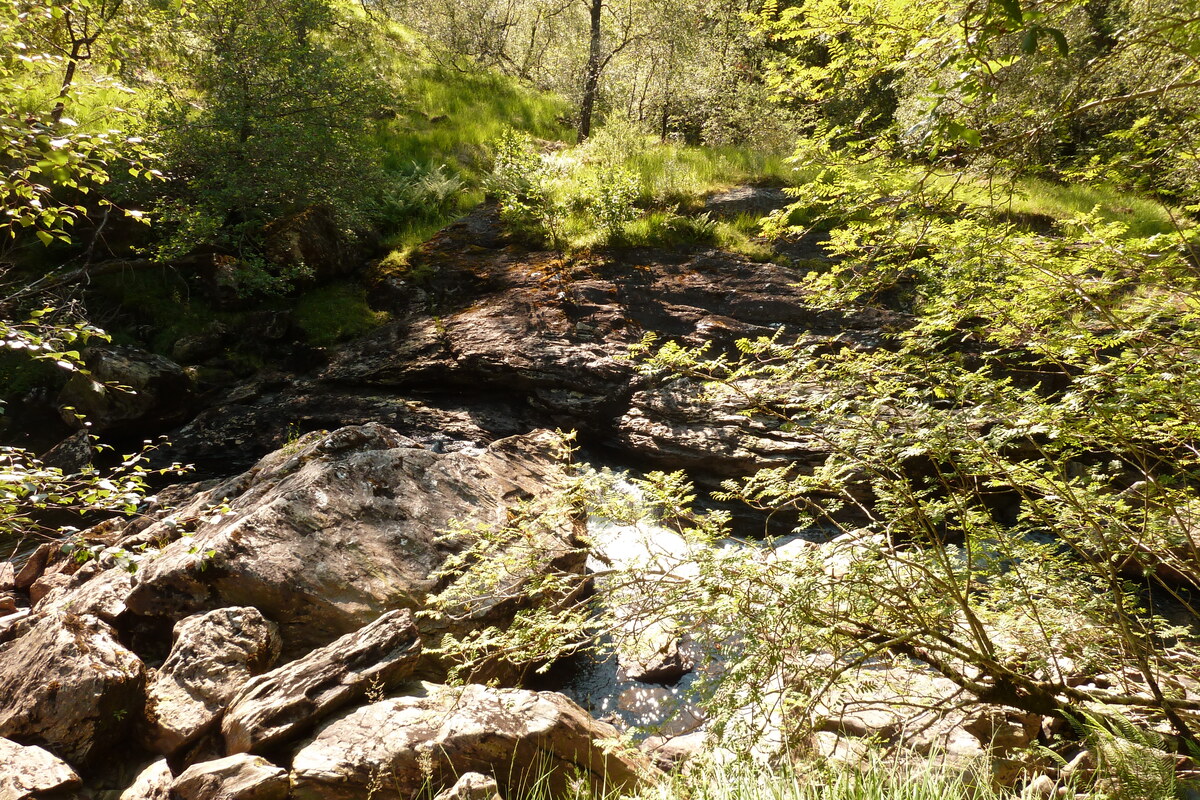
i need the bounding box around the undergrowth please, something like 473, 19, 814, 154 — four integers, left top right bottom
487, 124, 795, 252
372, 61, 572, 268
293, 282, 390, 346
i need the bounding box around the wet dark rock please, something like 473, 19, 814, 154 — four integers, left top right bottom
155, 205, 906, 491
39, 430, 94, 473
172, 322, 229, 365
702, 185, 790, 218
262, 205, 357, 284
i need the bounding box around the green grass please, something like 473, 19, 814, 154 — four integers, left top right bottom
1004, 176, 1182, 239
378, 65, 572, 179
624, 143, 796, 207
634, 758, 1003, 800
373, 62, 571, 255
502, 128, 798, 252
293, 282, 390, 346
926, 171, 1185, 239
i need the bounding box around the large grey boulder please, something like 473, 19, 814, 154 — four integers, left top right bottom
125, 424, 584, 659
222, 609, 420, 755
290, 682, 649, 800
141, 607, 280, 755
810, 658, 1044, 787
171, 754, 288, 800
0, 611, 144, 765
0, 737, 82, 799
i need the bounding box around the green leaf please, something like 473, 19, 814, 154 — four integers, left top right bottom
35, 230, 53, 246
1020, 27, 1039, 54
1044, 27, 1069, 56
996, 0, 1023, 25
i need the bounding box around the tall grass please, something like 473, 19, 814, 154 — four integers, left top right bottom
632, 757, 1009, 800
377, 65, 572, 179
373, 64, 571, 251
493, 125, 798, 252
623, 144, 796, 207
925, 171, 1184, 238
1004, 176, 1182, 239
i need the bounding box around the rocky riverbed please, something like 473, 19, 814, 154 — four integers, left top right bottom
4, 198, 1196, 797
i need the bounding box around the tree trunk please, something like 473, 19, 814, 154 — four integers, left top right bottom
578, 0, 603, 141
52, 13, 85, 125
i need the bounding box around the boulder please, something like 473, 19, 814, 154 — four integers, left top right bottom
125, 425, 584, 659
620, 636, 694, 686
222, 609, 420, 755
0, 611, 145, 765
262, 205, 355, 284
119, 760, 173, 800
640, 731, 708, 771
290, 682, 649, 800
172, 322, 229, 365
433, 772, 503, 800
14, 543, 55, 591
39, 430, 94, 473
0, 737, 82, 799
172, 755, 288, 800
812, 659, 1043, 787
142, 607, 280, 755
56, 346, 193, 433
35, 565, 134, 622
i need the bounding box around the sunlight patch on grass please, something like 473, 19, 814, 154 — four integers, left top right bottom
294, 282, 389, 346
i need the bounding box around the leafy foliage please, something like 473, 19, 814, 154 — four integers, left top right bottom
148, 0, 389, 261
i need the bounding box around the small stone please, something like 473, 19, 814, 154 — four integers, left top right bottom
1022, 773, 1057, 799
1060, 748, 1094, 779
640, 731, 708, 771
14, 543, 54, 591
432, 772, 503, 800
